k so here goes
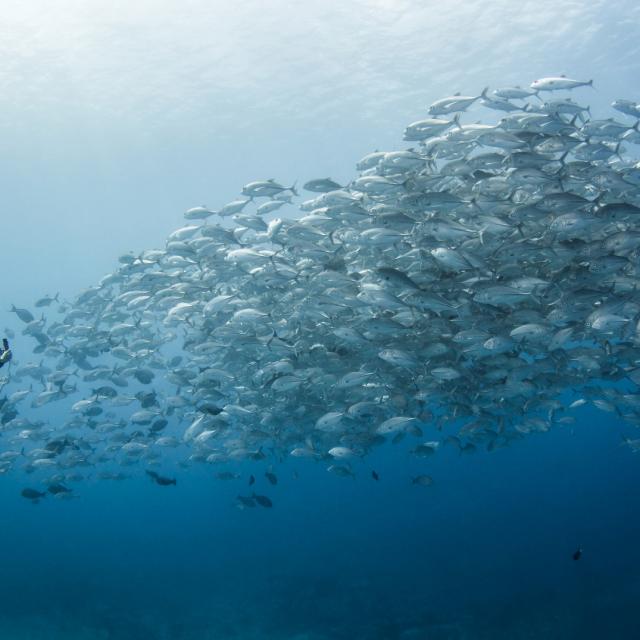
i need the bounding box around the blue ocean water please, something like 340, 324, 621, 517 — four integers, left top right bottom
0, 405, 639, 638
2, 1, 640, 638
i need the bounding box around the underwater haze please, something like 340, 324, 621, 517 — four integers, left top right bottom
2, 1, 640, 638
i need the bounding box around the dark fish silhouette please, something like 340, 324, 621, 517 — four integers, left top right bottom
21, 488, 46, 501
45, 437, 77, 455
48, 483, 72, 495
146, 470, 176, 486
10, 305, 34, 324
265, 471, 278, 485
248, 474, 255, 486
198, 402, 223, 415
149, 418, 168, 433
136, 391, 159, 409
35, 293, 59, 308
252, 493, 273, 508
372, 470, 379, 481
573, 547, 582, 561
92, 386, 118, 399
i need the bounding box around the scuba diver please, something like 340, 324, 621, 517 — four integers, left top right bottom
0, 339, 12, 368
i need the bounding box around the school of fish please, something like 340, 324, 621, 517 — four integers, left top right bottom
3, 76, 640, 503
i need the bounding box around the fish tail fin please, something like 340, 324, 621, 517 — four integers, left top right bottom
480, 87, 489, 100
266, 329, 277, 350
470, 196, 483, 212
453, 113, 462, 129
614, 141, 624, 160
587, 79, 594, 89
289, 181, 298, 197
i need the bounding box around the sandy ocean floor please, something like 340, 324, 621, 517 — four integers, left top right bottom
1, 590, 637, 640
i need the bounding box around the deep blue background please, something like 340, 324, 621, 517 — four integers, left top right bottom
0, 402, 638, 639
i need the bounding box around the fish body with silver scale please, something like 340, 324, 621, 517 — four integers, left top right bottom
3, 77, 640, 500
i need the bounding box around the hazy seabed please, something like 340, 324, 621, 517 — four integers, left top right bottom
0, 579, 639, 640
